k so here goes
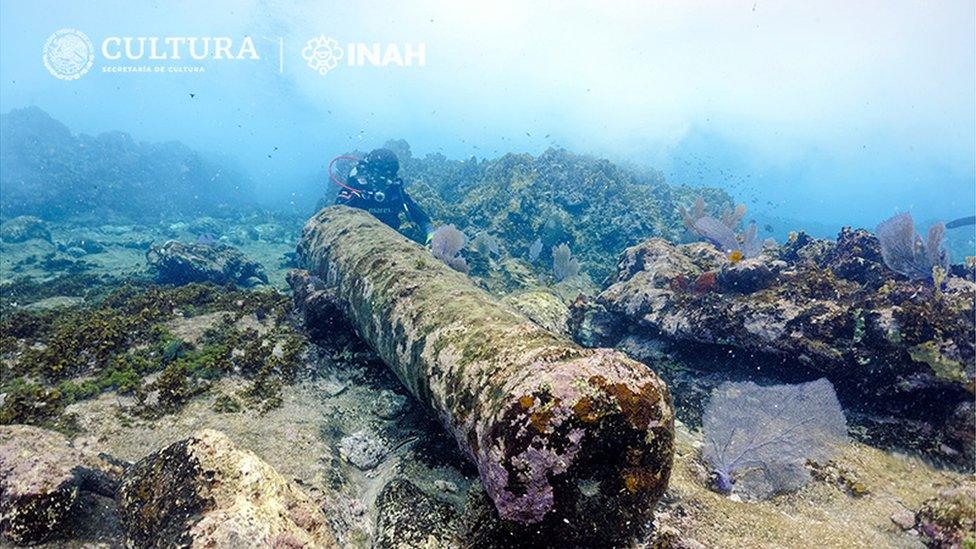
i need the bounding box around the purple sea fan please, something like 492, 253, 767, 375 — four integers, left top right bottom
471, 232, 501, 256
679, 195, 708, 233
740, 221, 763, 259
431, 224, 469, 273
528, 238, 543, 263
551, 243, 580, 281
691, 216, 740, 254
876, 212, 949, 280
702, 378, 848, 500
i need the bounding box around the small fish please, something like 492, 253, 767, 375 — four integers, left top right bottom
255, 306, 267, 322
189, 93, 196, 98
763, 224, 774, 233
727, 250, 744, 264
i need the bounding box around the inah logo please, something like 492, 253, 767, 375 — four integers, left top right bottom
300, 35, 426, 76
43, 29, 94, 80
301, 35, 343, 75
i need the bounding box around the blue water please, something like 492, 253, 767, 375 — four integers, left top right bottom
1, 0, 973, 237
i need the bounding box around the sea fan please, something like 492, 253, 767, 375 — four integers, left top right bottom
692, 216, 740, 254
681, 196, 763, 258
720, 203, 747, 229
702, 378, 848, 499
431, 224, 469, 273
679, 195, 708, 233
552, 243, 580, 281
876, 212, 949, 280
741, 221, 762, 259
528, 238, 543, 262
471, 232, 501, 256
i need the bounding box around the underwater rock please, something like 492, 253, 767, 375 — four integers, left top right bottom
338, 430, 389, 471
501, 289, 571, 335
116, 429, 335, 548
0, 215, 51, 243
296, 206, 674, 544
252, 223, 289, 243
574, 231, 976, 466
716, 256, 780, 293
187, 216, 222, 236
23, 295, 85, 310
372, 390, 410, 420
889, 508, 916, 530
611, 237, 723, 286
63, 246, 88, 258
61, 238, 106, 255
287, 269, 352, 343
0, 425, 123, 545
375, 478, 460, 548
823, 227, 888, 286
146, 240, 268, 286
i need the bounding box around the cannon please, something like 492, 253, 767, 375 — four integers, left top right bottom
294, 206, 674, 544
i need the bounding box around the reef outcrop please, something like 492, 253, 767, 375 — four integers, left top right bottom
117, 429, 335, 548
294, 205, 674, 545
571, 229, 975, 465
146, 240, 268, 286
0, 216, 51, 244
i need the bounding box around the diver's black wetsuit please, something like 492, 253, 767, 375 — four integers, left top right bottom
335, 182, 432, 233
334, 148, 433, 236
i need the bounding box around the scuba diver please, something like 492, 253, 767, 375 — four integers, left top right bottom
333, 148, 434, 241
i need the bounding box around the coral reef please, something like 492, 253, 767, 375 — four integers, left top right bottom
295, 206, 674, 544
389, 142, 733, 282
571, 229, 975, 465
0, 121, 970, 549
680, 196, 758, 256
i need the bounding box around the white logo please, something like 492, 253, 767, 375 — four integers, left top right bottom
301, 35, 343, 76
43, 29, 94, 80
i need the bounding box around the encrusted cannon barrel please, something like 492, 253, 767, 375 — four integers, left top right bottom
296, 206, 674, 542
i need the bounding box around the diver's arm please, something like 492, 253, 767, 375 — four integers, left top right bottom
402, 189, 434, 240
335, 187, 361, 206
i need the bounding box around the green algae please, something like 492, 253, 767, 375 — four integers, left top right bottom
909, 340, 967, 383
0, 282, 304, 427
